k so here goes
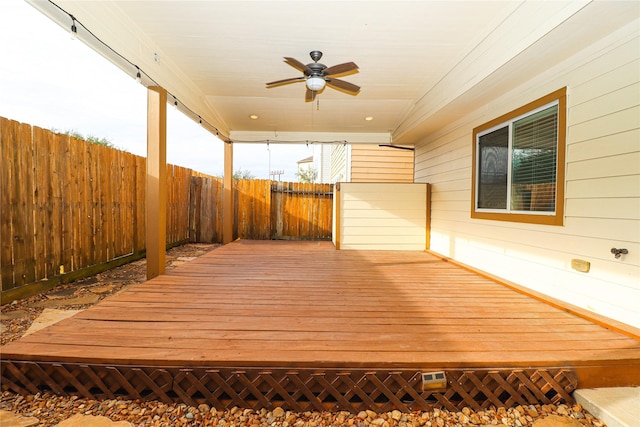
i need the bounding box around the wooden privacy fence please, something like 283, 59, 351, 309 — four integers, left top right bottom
1, 118, 191, 294
234, 180, 333, 241
190, 178, 333, 242
271, 181, 333, 240
189, 173, 224, 243
1, 117, 333, 296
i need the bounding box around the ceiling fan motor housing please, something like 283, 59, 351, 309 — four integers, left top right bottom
306, 62, 327, 77
305, 51, 327, 77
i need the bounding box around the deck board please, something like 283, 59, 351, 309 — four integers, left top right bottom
2, 240, 639, 411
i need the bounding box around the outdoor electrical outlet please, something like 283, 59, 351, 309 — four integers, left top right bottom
421, 371, 447, 391
571, 259, 590, 273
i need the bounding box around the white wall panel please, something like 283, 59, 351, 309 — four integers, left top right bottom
337, 183, 427, 250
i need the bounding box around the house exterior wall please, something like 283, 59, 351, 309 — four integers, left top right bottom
350, 145, 414, 183
336, 183, 427, 250
330, 144, 350, 183
297, 158, 313, 172
313, 145, 333, 183
330, 144, 414, 183
414, 19, 640, 328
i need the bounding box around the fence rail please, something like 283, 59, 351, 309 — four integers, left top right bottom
1, 117, 333, 295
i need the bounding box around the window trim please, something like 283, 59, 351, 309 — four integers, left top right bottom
471, 87, 566, 226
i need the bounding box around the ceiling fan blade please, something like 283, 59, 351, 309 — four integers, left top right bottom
379, 144, 415, 151
284, 57, 312, 74
326, 78, 360, 94
305, 87, 317, 102
266, 76, 305, 87
323, 61, 358, 76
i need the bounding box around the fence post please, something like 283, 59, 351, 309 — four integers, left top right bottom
272, 181, 284, 239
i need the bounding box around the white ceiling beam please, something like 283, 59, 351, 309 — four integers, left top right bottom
229, 131, 392, 145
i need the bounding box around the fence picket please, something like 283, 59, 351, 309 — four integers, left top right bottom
0, 119, 12, 285
32, 126, 48, 280
45, 127, 61, 278
14, 122, 36, 285
134, 156, 146, 252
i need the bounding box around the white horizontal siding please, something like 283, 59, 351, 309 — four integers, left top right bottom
350, 144, 414, 183
567, 151, 639, 180
338, 183, 427, 250
415, 19, 640, 328
567, 129, 639, 162
566, 198, 639, 220
330, 144, 348, 183
567, 175, 639, 198
314, 144, 333, 184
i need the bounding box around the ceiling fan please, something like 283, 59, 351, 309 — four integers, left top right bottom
266, 51, 360, 102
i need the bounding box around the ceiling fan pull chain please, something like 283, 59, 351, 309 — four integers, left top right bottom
317, 97, 320, 111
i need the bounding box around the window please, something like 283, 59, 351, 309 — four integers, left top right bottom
471, 88, 566, 225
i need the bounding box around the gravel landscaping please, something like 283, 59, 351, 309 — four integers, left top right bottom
0, 393, 607, 427
0, 243, 608, 426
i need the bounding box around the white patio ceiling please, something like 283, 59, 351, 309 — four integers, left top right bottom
27, 0, 639, 144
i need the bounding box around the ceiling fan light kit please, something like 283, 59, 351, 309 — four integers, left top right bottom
306, 76, 326, 91
266, 50, 360, 102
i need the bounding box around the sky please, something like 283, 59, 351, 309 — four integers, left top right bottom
0, 0, 313, 180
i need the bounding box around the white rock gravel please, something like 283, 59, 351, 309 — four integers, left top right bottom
0, 392, 608, 427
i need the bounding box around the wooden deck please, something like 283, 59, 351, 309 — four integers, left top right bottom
2, 240, 639, 412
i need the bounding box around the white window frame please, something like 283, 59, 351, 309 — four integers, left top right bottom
474, 100, 559, 216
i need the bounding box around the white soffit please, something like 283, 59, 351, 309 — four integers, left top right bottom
25, 1, 640, 143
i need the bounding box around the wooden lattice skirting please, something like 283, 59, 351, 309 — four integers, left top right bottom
1, 361, 578, 412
